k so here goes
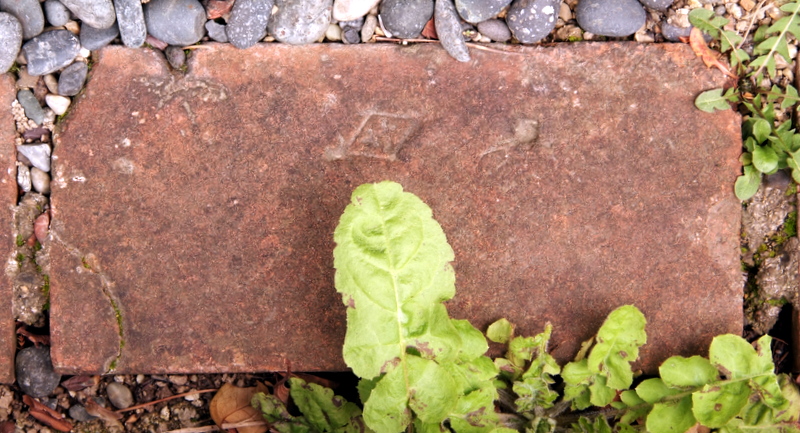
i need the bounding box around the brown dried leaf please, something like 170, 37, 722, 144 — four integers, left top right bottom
210, 383, 269, 433
34, 211, 49, 244
685, 423, 711, 433
421, 18, 438, 39
23, 395, 73, 432
16, 326, 50, 347
61, 375, 99, 391
689, 27, 737, 78
85, 397, 124, 421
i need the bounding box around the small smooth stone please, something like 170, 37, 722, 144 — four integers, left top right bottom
80, 21, 119, 50
17, 89, 46, 125
0, 13, 22, 73
0, 0, 44, 39
205, 20, 228, 42
144, 0, 206, 45
226, 0, 273, 49
16, 346, 61, 398
17, 143, 51, 172
43, 74, 58, 94
325, 23, 342, 40
45, 94, 70, 115
435, 0, 469, 61
58, 0, 116, 28
342, 26, 360, 43
638, 0, 672, 10
268, 0, 332, 45
164, 45, 185, 69
455, 0, 511, 23
57, 61, 87, 96
30, 167, 50, 194
106, 382, 134, 409
476, 18, 510, 41
661, 21, 690, 41
114, 0, 146, 47
22, 30, 80, 76
64, 18, 79, 32
44, 0, 71, 26
379, 0, 432, 38
506, 0, 560, 43
17, 165, 31, 193
68, 405, 96, 422
575, 0, 645, 37
360, 13, 376, 41
332, 0, 379, 21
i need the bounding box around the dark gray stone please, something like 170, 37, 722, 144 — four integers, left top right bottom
114, 0, 146, 47
205, 20, 228, 42
226, 0, 272, 49
0, 0, 44, 39
43, 0, 70, 26
16, 346, 61, 398
59, 0, 116, 28
339, 17, 363, 43
17, 89, 46, 125
435, 0, 469, 62
268, 0, 332, 44
22, 29, 79, 75
0, 13, 21, 73
57, 61, 88, 96
144, 0, 206, 46
455, 0, 510, 23
639, 0, 672, 10
476, 18, 510, 41
80, 21, 119, 50
379, 0, 432, 38
165, 45, 185, 69
576, 0, 645, 37
507, 0, 559, 43
661, 21, 691, 42
68, 405, 96, 422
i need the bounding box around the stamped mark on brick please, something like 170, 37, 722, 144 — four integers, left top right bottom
478, 117, 541, 175
325, 111, 421, 161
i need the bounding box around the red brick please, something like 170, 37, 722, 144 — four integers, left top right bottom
50, 43, 741, 374
0, 73, 17, 382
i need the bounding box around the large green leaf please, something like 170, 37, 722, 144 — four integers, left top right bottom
659, 356, 718, 388
752, 145, 780, 173
635, 378, 682, 404
486, 319, 514, 344
735, 165, 761, 201
587, 305, 647, 390
562, 359, 593, 410
692, 382, 749, 428
646, 396, 696, 433
695, 88, 733, 112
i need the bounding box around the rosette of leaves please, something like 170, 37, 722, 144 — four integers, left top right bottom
333, 181, 513, 433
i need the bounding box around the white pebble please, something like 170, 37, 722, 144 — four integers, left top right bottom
326, 23, 343, 41
45, 94, 70, 116
17, 165, 31, 192
79, 47, 91, 58
361, 14, 378, 42
30, 167, 50, 194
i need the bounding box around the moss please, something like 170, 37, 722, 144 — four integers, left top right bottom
16, 253, 25, 264
15, 234, 24, 247
81, 257, 91, 269
567, 35, 583, 42
785, 182, 797, 196
765, 298, 788, 306
783, 211, 797, 238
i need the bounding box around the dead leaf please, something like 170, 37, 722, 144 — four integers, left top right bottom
421, 18, 438, 39
85, 397, 125, 430
23, 395, 73, 432
61, 375, 99, 391
210, 383, 269, 433
16, 326, 50, 347
689, 27, 737, 79
33, 211, 49, 244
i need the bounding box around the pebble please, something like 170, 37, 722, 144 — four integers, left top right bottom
268, 0, 333, 44
68, 404, 96, 422
144, 0, 206, 46
106, 382, 134, 409
80, 21, 119, 50
435, 0, 469, 62
30, 167, 50, 194
58, 0, 116, 28
660, 21, 690, 41
17, 165, 31, 193
43, 74, 58, 94
15, 346, 61, 398
43, 0, 71, 26
165, 45, 186, 69
575, 0, 645, 37
0, 13, 21, 74
114, 0, 147, 47
476, 18, 510, 41
226, 0, 273, 49
0, 0, 44, 39
332, 0, 379, 21
340, 18, 362, 43
455, 0, 511, 23
638, 0, 672, 11
17, 89, 46, 125
45, 94, 70, 115
506, 0, 560, 43
205, 20, 229, 42
17, 143, 51, 172
57, 61, 88, 96
360, 13, 377, 41
23, 30, 80, 76
379, 0, 433, 38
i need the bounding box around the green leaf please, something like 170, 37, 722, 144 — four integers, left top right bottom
660, 356, 718, 388
735, 165, 762, 201
740, 152, 752, 166
486, 319, 515, 344
752, 118, 773, 143
587, 305, 647, 390
695, 88, 733, 112
753, 145, 780, 173
448, 387, 500, 433
562, 359, 593, 410
252, 392, 314, 433
588, 375, 616, 407
571, 416, 612, 433
709, 334, 770, 379
635, 378, 682, 404
289, 378, 368, 433
513, 324, 560, 411
688, 8, 725, 36
692, 381, 750, 428
618, 390, 650, 426
775, 374, 800, 422
363, 365, 412, 432
646, 396, 696, 433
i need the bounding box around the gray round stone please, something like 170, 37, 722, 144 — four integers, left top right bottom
506, 0, 559, 43
144, 0, 206, 45
68, 405, 96, 422
455, 0, 510, 23
106, 382, 134, 409
0, 13, 22, 73
205, 20, 228, 42
575, 0, 645, 37
476, 18, 509, 41
638, 0, 672, 10
22, 29, 79, 76
0, 0, 44, 39
339, 16, 362, 43
43, 0, 70, 26
17, 89, 46, 125
435, 0, 469, 62
80, 21, 119, 50
16, 346, 61, 398
114, 0, 146, 47
17, 143, 51, 172
660, 21, 690, 42
59, 0, 116, 28
165, 45, 185, 69
268, 0, 332, 45
379, 0, 432, 38
226, 0, 273, 49
57, 61, 87, 96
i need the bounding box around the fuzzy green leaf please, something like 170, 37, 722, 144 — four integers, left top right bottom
695, 88, 733, 112
571, 416, 612, 433
587, 305, 647, 390
289, 378, 369, 433
692, 381, 750, 428
735, 165, 762, 201
486, 319, 515, 344
660, 355, 719, 388
513, 325, 560, 411
562, 359, 593, 410
646, 396, 696, 433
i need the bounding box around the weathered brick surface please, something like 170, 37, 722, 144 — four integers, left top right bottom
0, 74, 17, 382
51, 43, 742, 374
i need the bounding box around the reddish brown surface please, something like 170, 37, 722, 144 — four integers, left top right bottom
0, 74, 17, 382
50, 43, 742, 374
